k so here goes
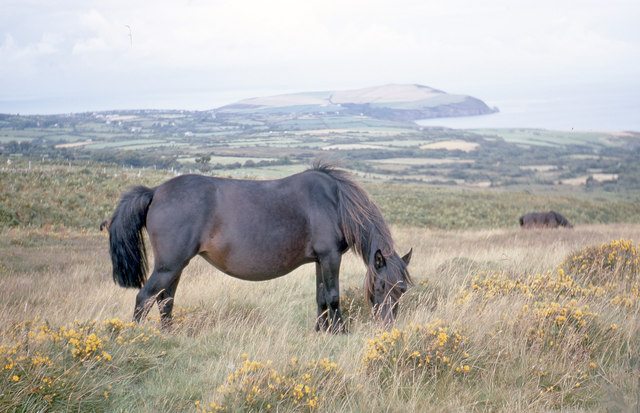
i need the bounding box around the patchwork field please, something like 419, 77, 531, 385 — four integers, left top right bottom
2, 112, 639, 197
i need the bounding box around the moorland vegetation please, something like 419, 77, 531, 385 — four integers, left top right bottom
1, 222, 639, 411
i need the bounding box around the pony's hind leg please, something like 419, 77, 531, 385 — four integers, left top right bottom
156, 272, 183, 330
134, 265, 185, 330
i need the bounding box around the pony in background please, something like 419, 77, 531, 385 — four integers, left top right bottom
519, 211, 573, 229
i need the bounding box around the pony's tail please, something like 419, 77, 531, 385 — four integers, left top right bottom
109, 185, 155, 288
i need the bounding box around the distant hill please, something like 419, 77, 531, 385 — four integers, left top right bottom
215, 84, 498, 122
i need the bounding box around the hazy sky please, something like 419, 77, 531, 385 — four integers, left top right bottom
1, 0, 639, 115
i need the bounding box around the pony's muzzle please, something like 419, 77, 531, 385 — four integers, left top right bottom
373, 299, 398, 328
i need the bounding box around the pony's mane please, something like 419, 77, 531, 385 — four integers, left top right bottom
311, 162, 411, 299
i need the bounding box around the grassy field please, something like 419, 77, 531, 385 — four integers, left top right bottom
1, 224, 639, 412
2, 160, 640, 231
1, 160, 640, 411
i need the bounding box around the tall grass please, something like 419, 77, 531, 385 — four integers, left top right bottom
2, 224, 639, 411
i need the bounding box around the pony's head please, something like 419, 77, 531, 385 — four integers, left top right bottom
312, 162, 414, 326
551, 211, 573, 228
366, 248, 413, 326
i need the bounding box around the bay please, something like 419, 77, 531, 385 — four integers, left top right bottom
417, 87, 640, 132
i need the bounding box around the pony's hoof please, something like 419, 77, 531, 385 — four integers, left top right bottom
316, 322, 348, 334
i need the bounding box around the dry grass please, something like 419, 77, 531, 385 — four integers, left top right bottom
1, 224, 639, 411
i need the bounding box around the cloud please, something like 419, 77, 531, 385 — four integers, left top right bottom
0, 0, 639, 112
1, 32, 61, 62
71, 9, 122, 56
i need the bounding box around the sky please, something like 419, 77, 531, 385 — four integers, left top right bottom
1, 0, 639, 122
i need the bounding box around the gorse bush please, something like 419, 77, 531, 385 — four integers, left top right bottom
361, 320, 471, 383
458, 260, 640, 310
558, 239, 640, 309
0, 318, 162, 412
452, 239, 640, 407
510, 297, 625, 399
196, 355, 345, 412
561, 239, 640, 285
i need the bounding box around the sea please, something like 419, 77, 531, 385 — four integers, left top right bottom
2, 82, 639, 133
417, 86, 640, 132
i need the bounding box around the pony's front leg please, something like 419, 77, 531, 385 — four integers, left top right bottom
314, 253, 346, 334
314, 262, 329, 331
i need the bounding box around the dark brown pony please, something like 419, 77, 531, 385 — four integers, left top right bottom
107, 163, 412, 331
519, 211, 573, 229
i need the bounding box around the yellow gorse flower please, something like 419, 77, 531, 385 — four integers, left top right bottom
210, 355, 335, 410
0, 316, 162, 409
361, 319, 470, 377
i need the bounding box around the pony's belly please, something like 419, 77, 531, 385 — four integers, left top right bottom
199, 247, 313, 281
223, 262, 309, 281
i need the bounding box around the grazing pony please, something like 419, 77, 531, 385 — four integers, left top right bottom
519, 210, 573, 229
107, 163, 412, 331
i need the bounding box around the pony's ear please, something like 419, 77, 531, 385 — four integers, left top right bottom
402, 248, 413, 265
374, 250, 386, 269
